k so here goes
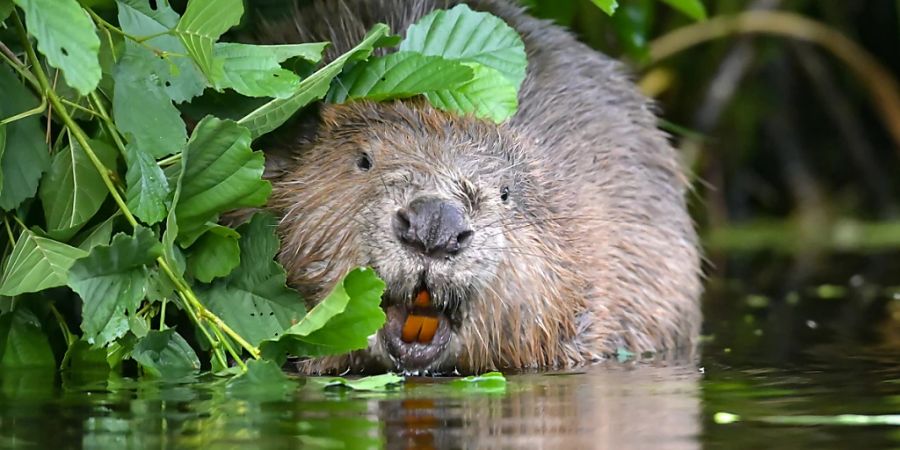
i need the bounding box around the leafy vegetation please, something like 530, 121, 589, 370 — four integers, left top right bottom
0, 0, 530, 382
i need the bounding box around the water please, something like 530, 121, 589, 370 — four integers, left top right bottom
1, 253, 898, 449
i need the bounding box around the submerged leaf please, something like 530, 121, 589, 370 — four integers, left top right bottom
260, 267, 385, 361
226, 359, 295, 396
238, 23, 392, 139
68, 227, 162, 347
132, 329, 200, 378
14, 0, 101, 94
0, 230, 88, 296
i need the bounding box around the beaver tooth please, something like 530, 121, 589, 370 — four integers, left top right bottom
401, 314, 425, 343
414, 289, 430, 307
417, 317, 439, 343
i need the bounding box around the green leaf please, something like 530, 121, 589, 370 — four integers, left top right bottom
450, 371, 507, 391
39, 138, 117, 238
399, 4, 527, 89
112, 33, 188, 158
238, 23, 391, 139
132, 329, 200, 378
186, 225, 240, 283
214, 42, 327, 98
659, 0, 707, 20
312, 373, 404, 391
328, 52, 473, 103
260, 267, 385, 359
0, 66, 49, 211
226, 359, 295, 399
61, 338, 109, 372
170, 116, 271, 246
0, 0, 13, 22
124, 144, 170, 225
14, 0, 101, 94
590, 0, 619, 15
198, 213, 304, 347
425, 64, 518, 123
174, 0, 243, 83
0, 307, 55, 368
0, 230, 88, 296
115, 0, 206, 103
74, 214, 117, 251
68, 227, 162, 347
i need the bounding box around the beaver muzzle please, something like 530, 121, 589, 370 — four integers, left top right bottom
382, 286, 456, 372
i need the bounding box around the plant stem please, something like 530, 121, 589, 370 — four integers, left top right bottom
0, 95, 46, 125
88, 92, 129, 155
0, 40, 40, 91
14, 13, 138, 229
14, 11, 262, 368
2, 216, 16, 244
48, 303, 75, 348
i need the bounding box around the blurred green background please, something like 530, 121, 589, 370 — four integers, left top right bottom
524, 0, 900, 254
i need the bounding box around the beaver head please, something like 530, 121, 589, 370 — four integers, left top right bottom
268, 100, 590, 374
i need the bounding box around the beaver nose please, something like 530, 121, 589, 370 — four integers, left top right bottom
395, 197, 473, 257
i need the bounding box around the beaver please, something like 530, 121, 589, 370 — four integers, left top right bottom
257, 0, 702, 374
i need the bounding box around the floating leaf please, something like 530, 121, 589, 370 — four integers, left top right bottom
450, 371, 507, 393
424, 64, 518, 123
313, 373, 404, 391
170, 116, 270, 246
174, 0, 243, 83
260, 267, 385, 360
328, 52, 472, 103
68, 227, 162, 347
124, 144, 170, 225
0, 307, 55, 368
39, 138, 117, 239
0, 66, 49, 211
238, 23, 391, 139
214, 42, 327, 98
0, 230, 88, 296
659, 0, 707, 21
199, 214, 304, 347
14, 0, 101, 94
132, 329, 200, 378
400, 4, 527, 89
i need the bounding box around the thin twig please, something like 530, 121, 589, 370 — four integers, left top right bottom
648, 10, 900, 151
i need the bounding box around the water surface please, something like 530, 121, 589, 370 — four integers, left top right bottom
1, 253, 898, 449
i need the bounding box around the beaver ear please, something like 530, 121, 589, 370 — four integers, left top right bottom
257, 103, 323, 179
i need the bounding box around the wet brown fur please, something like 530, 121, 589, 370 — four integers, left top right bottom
257, 0, 702, 373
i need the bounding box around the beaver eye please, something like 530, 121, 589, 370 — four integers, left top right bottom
500, 186, 510, 202
356, 152, 373, 171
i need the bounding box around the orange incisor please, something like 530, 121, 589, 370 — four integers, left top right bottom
401, 290, 439, 344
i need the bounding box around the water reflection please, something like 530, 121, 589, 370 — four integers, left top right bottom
0, 362, 702, 449
381, 364, 701, 450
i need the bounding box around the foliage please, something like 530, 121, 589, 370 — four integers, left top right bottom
0, 0, 534, 384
